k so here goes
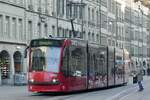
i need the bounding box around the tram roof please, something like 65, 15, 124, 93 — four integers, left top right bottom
31, 37, 88, 42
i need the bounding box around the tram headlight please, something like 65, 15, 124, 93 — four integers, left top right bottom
52, 78, 60, 84
30, 79, 34, 83
52, 79, 57, 83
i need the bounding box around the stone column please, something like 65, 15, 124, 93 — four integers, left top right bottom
10, 54, 15, 85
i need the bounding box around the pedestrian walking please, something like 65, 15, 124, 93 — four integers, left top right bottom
137, 68, 144, 91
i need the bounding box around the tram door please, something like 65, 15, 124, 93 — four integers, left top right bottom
88, 45, 108, 89
98, 46, 108, 87
68, 44, 87, 91
88, 46, 97, 89
123, 49, 130, 83
115, 49, 124, 85
108, 47, 115, 86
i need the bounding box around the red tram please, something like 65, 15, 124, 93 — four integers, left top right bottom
28, 38, 130, 92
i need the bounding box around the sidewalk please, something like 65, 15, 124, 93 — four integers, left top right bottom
109, 76, 150, 100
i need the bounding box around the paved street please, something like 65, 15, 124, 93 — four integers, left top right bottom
0, 76, 149, 100
119, 77, 150, 100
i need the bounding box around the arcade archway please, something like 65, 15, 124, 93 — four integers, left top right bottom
13, 51, 22, 73
0, 50, 11, 84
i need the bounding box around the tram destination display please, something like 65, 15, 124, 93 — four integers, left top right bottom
30, 39, 63, 47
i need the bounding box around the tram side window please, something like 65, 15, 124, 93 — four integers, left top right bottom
97, 52, 107, 76
61, 47, 69, 76
89, 52, 95, 75
115, 56, 123, 75
108, 51, 115, 75
94, 53, 98, 75
69, 46, 85, 77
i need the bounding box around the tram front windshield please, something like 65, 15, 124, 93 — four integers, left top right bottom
30, 46, 61, 73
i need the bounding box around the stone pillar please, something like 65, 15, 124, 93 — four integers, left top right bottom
10, 54, 15, 85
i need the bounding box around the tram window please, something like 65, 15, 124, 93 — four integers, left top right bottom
107, 48, 114, 74
89, 53, 94, 75
94, 54, 97, 74
31, 49, 45, 71
94, 53, 99, 75
31, 47, 61, 73
115, 55, 123, 74
98, 52, 107, 75
69, 46, 86, 76
46, 47, 61, 72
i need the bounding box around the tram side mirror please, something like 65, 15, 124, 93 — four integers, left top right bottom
24, 46, 29, 58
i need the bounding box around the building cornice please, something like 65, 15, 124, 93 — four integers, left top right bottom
0, 1, 25, 9
0, 41, 27, 46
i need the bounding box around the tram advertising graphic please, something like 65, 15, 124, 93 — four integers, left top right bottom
27, 38, 130, 93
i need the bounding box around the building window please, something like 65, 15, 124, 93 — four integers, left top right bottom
83, 31, 86, 40
45, 0, 48, 13
69, 30, 72, 38
96, 34, 99, 42
108, 39, 111, 46
101, 12, 107, 29
12, 18, 17, 39
28, 21, 32, 40
92, 33, 95, 41
18, 19, 23, 40
42, 0, 48, 13
65, 29, 69, 37
37, 23, 41, 37
38, 0, 41, 12
5, 16, 10, 38
88, 32, 91, 41
66, 2, 70, 18
57, 0, 64, 16
92, 9, 94, 22
28, 0, 33, 10
0, 15, 3, 37
57, 27, 62, 37
108, 0, 112, 12
112, 0, 115, 14
96, 11, 99, 26
62, 29, 65, 37
52, 26, 55, 37
74, 5, 78, 18
79, 6, 83, 19
44, 24, 48, 37
88, 7, 90, 22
